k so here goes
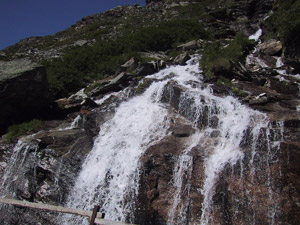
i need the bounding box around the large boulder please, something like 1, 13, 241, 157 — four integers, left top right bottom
85, 72, 135, 97
258, 39, 283, 56
0, 58, 50, 135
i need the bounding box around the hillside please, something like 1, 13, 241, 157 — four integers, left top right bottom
2, 0, 298, 99
0, 0, 300, 224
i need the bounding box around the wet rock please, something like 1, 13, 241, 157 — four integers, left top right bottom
136, 128, 209, 225
161, 81, 184, 109
81, 98, 98, 108
161, 81, 215, 128
136, 61, 163, 76
249, 93, 269, 105
210, 83, 231, 96
135, 78, 157, 95
268, 77, 299, 95
170, 124, 195, 137
173, 52, 191, 65
136, 135, 183, 225
0, 58, 50, 135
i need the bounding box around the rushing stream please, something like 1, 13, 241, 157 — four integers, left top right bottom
62, 56, 283, 224
62, 75, 171, 224
0, 56, 285, 225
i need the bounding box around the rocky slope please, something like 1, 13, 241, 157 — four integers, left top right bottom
0, 0, 299, 224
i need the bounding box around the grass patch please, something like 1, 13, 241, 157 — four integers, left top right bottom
6, 119, 43, 142
217, 77, 232, 87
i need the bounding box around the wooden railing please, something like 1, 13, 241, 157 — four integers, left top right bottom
0, 198, 135, 225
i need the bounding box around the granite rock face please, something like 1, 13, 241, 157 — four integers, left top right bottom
0, 59, 50, 134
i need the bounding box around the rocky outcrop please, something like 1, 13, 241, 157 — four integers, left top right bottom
0, 103, 110, 224
55, 88, 97, 114
85, 72, 136, 97
136, 60, 166, 76
0, 59, 50, 135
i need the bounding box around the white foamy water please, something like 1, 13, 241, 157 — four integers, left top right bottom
276, 57, 284, 68
63, 56, 277, 225
153, 57, 270, 224
95, 93, 117, 105
63, 76, 171, 224
167, 132, 201, 225
249, 28, 262, 42
0, 138, 39, 198
199, 106, 268, 224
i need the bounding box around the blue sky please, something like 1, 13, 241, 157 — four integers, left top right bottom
0, 0, 145, 50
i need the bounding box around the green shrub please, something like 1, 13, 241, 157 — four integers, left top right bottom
6, 120, 43, 142
200, 33, 254, 76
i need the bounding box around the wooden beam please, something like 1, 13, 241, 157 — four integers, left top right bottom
0, 198, 102, 219
0, 198, 136, 225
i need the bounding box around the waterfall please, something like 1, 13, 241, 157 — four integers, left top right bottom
152, 57, 272, 224
0, 55, 285, 225
62, 77, 171, 224
0, 138, 39, 198
59, 56, 283, 224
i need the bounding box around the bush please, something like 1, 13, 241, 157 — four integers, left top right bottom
6, 120, 43, 142
200, 33, 254, 76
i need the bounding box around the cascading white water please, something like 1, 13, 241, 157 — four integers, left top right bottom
249, 28, 262, 42
62, 77, 171, 224
63, 57, 203, 224
0, 138, 38, 198
149, 56, 271, 225
167, 131, 202, 225
62, 55, 283, 225
198, 104, 268, 225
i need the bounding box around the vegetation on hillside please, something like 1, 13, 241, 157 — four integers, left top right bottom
43, 18, 210, 98
200, 33, 254, 78
5, 0, 294, 99
263, 0, 300, 57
